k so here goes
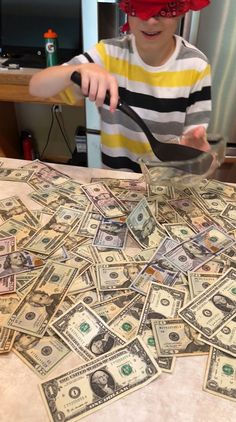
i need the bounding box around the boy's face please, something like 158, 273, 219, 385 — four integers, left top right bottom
129, 15, 179, 58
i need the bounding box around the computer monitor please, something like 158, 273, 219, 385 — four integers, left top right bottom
0, 0, 82, 68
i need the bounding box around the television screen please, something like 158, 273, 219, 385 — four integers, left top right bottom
0, 0, 82, 67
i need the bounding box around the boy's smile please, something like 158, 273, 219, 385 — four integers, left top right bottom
129, 15, 179, 66
141, 30, 162, 39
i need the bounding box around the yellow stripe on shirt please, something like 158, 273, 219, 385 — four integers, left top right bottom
96, 43, 211, 87
101, 132, 152, 155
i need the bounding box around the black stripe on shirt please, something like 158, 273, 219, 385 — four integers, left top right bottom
83, 53, 94, 63
102, 153, 142, 173
188, 86, 211, 107
118, 86, 211, 113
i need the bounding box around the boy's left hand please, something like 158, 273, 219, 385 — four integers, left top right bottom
180, 126, 210, 152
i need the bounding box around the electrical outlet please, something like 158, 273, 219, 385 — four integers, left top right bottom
53, 104, 62, 113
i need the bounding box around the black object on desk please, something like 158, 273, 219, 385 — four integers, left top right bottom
1, 54, 45, 69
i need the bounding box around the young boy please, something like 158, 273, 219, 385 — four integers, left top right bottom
30, 0, 211, 171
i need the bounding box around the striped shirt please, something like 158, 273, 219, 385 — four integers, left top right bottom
64, 34, 211, 172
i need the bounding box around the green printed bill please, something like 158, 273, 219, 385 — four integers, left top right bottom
29, 188, 87, 213
0, 326, 16, 353
40, 337, 161, 422
195, 257, 225, 275
0, 275, 16, 295
188, 272, 221, 299
92, 291, 137, 323
0, 196, 39, 228
26, 161, 70, 189
96, 262, 145, 291
163, 223, 196, 242
0, 236, 16, 254
16, 268, 43, 297
137, 283, 186, 372
63, 253, 92, 276
126, 198, 165, 249
50, 301, 126, 361
71, 242, 95, 263
70, 289, 99, 307
91, 247, 128, 264
24, 207, 84, 255
0, 293, 20, 323
179, 268, 236, 338
13, 330, 73, 378
0, 168, 35, 182
118, 189, 147, 202
131, 263, 179, 295
66, 266, 95, 295
57, 179, 83, 196
221, 203, 236, 223
203, 347, 236, 402
0, 293, 19, 353
167, 197, 209, 225
190, 225, 235, 254
5, 261, 78, 337
81, 182, 127, 218
203, 179, 236, 201
151, 318, 209, 357
0, 250, 44, 278
195, 191, 228, 214
199, 316, 236, 357
109, 294, 145, 341
93, 217, 128, 250
98, 289, 134, 303
0, 219, 38, 249
163, 239, 214, 273
76, 206, 102, 238
90, 176, 147, 192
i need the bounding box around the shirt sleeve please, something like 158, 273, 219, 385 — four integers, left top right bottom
183, 61, 212, 133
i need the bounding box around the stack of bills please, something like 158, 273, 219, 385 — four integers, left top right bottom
1, 159, 236, 422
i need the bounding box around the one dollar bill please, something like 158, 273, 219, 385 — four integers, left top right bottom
5, 261, 78, 337
40, 337, 161, 422
50, 301, 125, 361
179, 268, 236, 338
203, 347, 236, 402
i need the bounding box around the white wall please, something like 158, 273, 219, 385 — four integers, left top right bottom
15, 103, 85, 162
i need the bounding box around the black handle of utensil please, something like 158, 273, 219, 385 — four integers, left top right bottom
71, 70, 112, 105
71, 71, 158, 143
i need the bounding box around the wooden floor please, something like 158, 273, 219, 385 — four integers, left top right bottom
211, 162, 236, 183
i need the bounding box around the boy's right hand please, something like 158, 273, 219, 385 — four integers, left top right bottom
76, 63, 119, 112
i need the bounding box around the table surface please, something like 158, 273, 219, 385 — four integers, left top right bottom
0, 158, 235, 422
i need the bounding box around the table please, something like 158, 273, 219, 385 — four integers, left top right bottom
0, 157, 235, 422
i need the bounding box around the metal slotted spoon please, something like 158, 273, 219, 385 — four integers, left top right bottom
71, 71, 213, 173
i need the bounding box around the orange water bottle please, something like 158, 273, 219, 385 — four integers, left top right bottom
44, 29, 58, 67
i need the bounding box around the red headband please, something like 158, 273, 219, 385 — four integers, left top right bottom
119, 0, 210, 31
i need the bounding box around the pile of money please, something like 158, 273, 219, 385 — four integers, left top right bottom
1, 160, 236, 422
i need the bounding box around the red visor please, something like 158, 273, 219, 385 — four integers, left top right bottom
119, 0, 210, 23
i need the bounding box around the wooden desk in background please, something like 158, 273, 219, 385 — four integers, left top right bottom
0, 67, 84, 159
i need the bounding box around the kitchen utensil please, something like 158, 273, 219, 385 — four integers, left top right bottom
70, 71, 213, 170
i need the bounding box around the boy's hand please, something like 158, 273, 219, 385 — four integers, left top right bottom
77, 63, 119, 112
180, 126, 210, 152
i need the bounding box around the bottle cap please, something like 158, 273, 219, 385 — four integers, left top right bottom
44, 29, 58, 38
